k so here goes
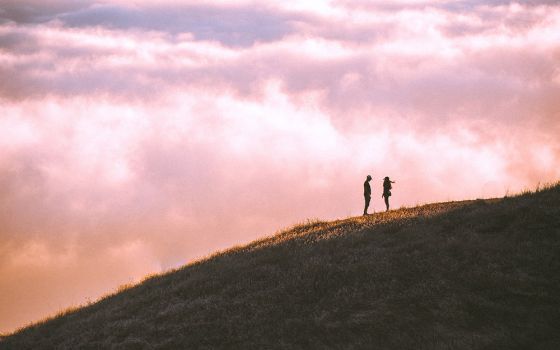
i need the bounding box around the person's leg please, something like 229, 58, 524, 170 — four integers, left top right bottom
384, 196, 389, 211
364, 195, 370, 215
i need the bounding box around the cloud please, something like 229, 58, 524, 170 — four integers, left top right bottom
0, 0, 91, 24
1, 0, 560, 333
65, 3, 304, 46
0, 1, 302, 47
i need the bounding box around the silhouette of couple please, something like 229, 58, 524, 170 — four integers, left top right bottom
363, 175, 395, 215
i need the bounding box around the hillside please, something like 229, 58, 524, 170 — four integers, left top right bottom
2, 184, 560, 349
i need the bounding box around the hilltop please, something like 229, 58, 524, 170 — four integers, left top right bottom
2, 185, 560, 349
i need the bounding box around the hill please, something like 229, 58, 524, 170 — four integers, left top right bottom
2, 184, 560, 349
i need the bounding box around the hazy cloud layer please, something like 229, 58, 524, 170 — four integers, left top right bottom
1, 0, 559, 333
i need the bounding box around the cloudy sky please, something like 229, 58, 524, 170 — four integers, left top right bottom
1, 0, 559, 333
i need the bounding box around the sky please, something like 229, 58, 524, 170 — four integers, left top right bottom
1, 0, 559, 333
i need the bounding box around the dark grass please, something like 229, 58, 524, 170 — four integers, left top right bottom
2, 184, 560, 349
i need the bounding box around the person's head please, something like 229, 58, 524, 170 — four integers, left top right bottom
384, 176, 389, 181
366, 175, 372, 181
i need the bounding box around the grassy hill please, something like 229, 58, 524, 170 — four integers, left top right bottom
2, 184, 560, 349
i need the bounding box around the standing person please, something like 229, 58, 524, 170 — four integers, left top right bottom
363, 175, 372, 215
382, 176, 395, 211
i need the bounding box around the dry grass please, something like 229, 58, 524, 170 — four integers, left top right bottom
2, 184, 560, 349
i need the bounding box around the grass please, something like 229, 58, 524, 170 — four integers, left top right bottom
2, 183, 560, 349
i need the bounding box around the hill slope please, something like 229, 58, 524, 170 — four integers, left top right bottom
2, 185, 560, 349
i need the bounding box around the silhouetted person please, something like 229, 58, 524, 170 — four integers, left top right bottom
382, 176, 395, 211
363, 175, 372, 215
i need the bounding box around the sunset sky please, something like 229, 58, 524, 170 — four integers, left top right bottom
1, 0, 559, 333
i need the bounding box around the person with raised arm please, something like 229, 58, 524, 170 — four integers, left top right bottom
382, 176, 395, 211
